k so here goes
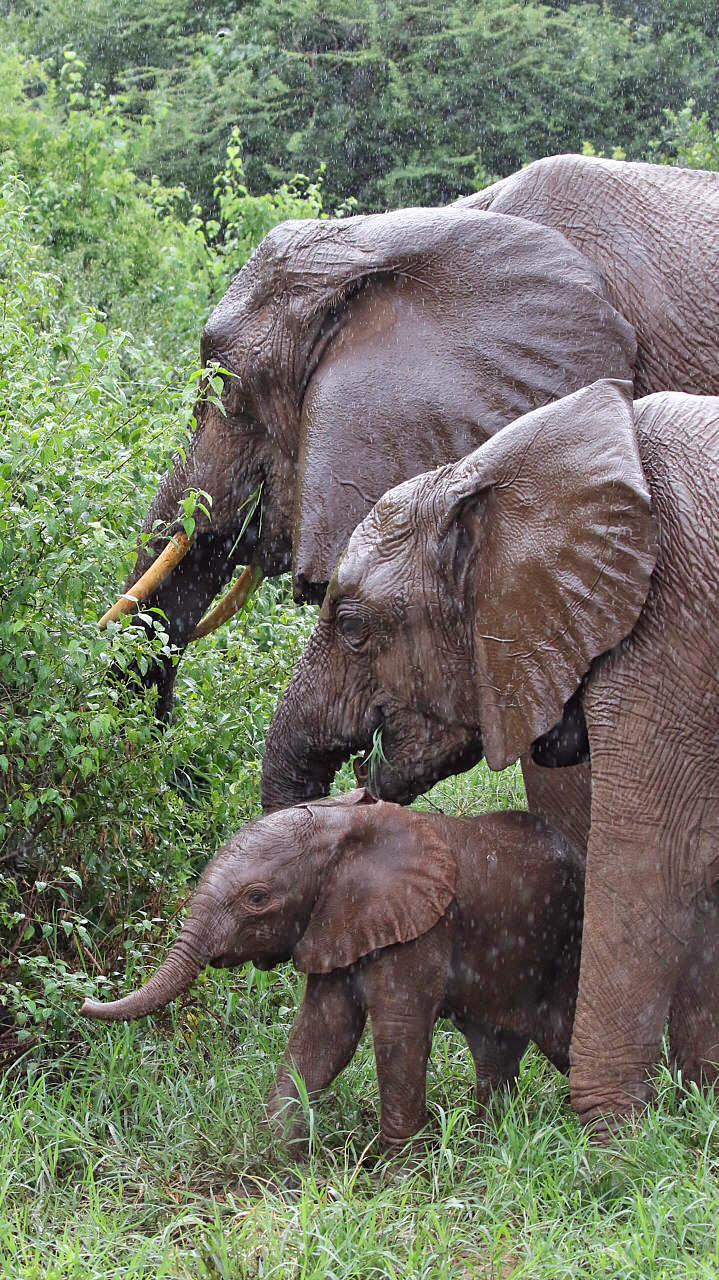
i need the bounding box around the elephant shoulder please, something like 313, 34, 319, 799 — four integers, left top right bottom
458, 154, 612, 218
633, 392, 719, 620
635, 392, 719, 465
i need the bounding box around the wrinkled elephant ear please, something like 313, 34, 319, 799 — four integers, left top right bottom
441, 378, 658, 770
293, 803, 456, 974
286, 206, 637, 594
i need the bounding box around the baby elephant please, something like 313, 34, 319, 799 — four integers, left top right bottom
82, 790, 583, 1150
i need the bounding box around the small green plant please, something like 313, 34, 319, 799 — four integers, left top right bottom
228, 480, 264, 561
363, 725, 389, 796
650, 99, 719, 171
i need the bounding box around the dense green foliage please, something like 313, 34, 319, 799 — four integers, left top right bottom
0, 46, 335, 1052
1, 17, 719, 1275
4, 0, 719, 210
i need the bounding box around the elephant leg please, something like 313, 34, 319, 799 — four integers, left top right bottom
458, 1021, 528, 1109
520, 756, 591, 854
569, 680, 697, 1137
570, 851, 692, 1137
365, 932, 448, 1150
669, 895, 719, 1086
266, 970, 366, 1148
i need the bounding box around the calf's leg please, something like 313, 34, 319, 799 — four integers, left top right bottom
267, 970, 366, 1148
459, 1021, 529, 1109
365, 928, 449, 1151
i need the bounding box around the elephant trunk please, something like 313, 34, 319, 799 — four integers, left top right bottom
261, 627, 364, 812
261, 710, 349, 812
80, 915, 215, 1022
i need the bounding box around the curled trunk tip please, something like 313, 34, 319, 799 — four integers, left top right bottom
80, 997, 119, 1020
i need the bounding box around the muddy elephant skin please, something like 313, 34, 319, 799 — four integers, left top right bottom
262, 380, 719, 1136
115, 154, 719, 717
81, 791, 583, 1150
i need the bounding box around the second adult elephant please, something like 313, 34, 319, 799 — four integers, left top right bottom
262, 380, 719, 1134
459, 153, 719, 399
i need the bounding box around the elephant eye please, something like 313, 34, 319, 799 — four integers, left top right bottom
245, 887, 270, 910
336, 604, 370, 651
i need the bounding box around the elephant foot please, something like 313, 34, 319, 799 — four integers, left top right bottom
670, 1048, 719, 1090
577, 1108, 644, 1146
570, 1062, 654, 1142
379, 1118, 434, 1161
474, 1076, 514, 1114
378, 1128, 433, 1177
266, 1090, 311, 1155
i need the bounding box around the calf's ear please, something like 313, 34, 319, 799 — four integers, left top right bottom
439, 379, 657, 770
301, 788, 377, 809
293, 805, 456, 974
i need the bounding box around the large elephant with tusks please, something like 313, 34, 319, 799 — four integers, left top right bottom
102, 155, 719, 846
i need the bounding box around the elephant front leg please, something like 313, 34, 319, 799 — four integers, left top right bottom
669, 894, 719, 1087
267, 971, 366, 1151
569, 634, 719, 1139
569, 771, 693, 1137
365, 931, 448, 1152
459, 1022, 529, 1109
521, 755, 591, 854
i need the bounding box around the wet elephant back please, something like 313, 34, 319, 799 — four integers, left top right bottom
460, 155, 719, 398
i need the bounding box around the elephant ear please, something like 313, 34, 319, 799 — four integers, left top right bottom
284, 206, 636, 596
300, 788, 377, 809
440, 378, 658, 771
293, 803, 456, 974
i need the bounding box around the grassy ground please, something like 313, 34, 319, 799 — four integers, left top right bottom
3, 763, 718, 1280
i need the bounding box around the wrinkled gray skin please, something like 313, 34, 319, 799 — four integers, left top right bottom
459, 155, 719, 400
123, 155, 718, 725
262, 381, 719, 1137
81, 793, 584, 1151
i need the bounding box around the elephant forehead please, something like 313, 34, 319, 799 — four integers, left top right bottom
337, 531, 413, 604
339, 480, 429, 581
217, 808, 314, 866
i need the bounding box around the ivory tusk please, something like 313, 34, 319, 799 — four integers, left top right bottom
190, 565, 263, 641
98, 530, 192, 630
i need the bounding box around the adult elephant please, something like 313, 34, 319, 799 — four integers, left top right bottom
101, 155, 719, 732
261, 380, 719, 1134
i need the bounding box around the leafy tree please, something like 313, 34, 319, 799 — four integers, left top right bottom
4, 0, 718, 212
650, 100, 719, 170
0, 47, 330, 1052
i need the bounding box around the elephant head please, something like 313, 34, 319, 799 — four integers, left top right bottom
261, 380, 658, 811
80, 789, 457, 1020
102, 205, 635, 713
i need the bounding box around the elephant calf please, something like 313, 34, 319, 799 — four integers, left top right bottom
81, 790, 583, 1150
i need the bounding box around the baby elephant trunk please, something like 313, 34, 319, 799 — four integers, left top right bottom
80, 931, 210, 1022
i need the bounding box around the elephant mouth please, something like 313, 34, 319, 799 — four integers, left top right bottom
354, 728, 485, 805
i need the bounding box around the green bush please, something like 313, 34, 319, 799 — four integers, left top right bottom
0, 50, 331, 1053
